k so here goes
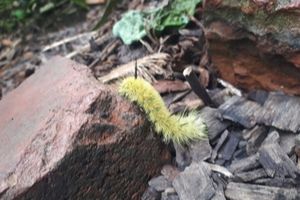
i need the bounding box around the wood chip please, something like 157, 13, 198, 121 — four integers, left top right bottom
219, 96, 260, 128
219, 93, 300, 132
229, 154, 260, 173
199, 107, 229, 140
218, 133, 240, 161
246, 125, 268, 155
211, 130, 229, 162
225, 182, 300, 200
234, 168, 267, 182
190, 139, 212, 163
259, 141, 299, 178
173, 162, 216, 200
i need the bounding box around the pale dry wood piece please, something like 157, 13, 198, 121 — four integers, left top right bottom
65, 31, 111, 58
98, 53, 170, 83
225, 182, 300, 200
86, 0, 106, 4
207, 163, 233, 178
217, 78, 242, 97
42, 31, 97, 52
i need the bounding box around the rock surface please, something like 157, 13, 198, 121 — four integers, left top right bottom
0, 56, 171, 199
204, 0, 300, 95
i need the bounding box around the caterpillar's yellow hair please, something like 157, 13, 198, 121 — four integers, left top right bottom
119, 77, 207, 145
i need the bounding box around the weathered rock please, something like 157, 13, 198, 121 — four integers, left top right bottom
173, 162, 216, 200
204, 0, 300, 95
0, 56, 171, 199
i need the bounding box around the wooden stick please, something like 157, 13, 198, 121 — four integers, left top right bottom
183, 66, 216, 107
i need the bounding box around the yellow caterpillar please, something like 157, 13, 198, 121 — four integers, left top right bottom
119, 77, 207, 145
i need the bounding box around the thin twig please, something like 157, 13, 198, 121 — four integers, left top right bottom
42, 31, 97, 52
183, 66, 216, 107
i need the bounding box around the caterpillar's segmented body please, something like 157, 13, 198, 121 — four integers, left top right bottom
119, 77, 207, 144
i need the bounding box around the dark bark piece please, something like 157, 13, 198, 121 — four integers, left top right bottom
279, 132, 296, 155
261, 93, 300, 132
173, 162, 216, 200
219, 93, 300, 132
229, 154, 260, 173
0, 56, 171, 200
211, 130, 229, 162
233, 147, 248, 160
234, 168, 268, 182
258, 142, 299, 178
199, 107, 229, 140
219, 96, 260, 128
261, 131, 280, 145
225, 182, 300, 200
161, 192, 179, 200
247, 90, 269, 105
183, 67, 216, 107
218, 133, 240, 161
148, 176, 172, 192
246, 126, 268, 155
189, 139, 212, 163
254, 177, 300, 187
173, 143, 191, 170
211, 187, 226, 200
142, 187, 160, 200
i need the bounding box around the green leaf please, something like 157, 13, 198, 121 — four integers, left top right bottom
112, 0, 202, 45
12, 9, 26, 20
152, 0, 202, 31
112, 10, 147, 45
